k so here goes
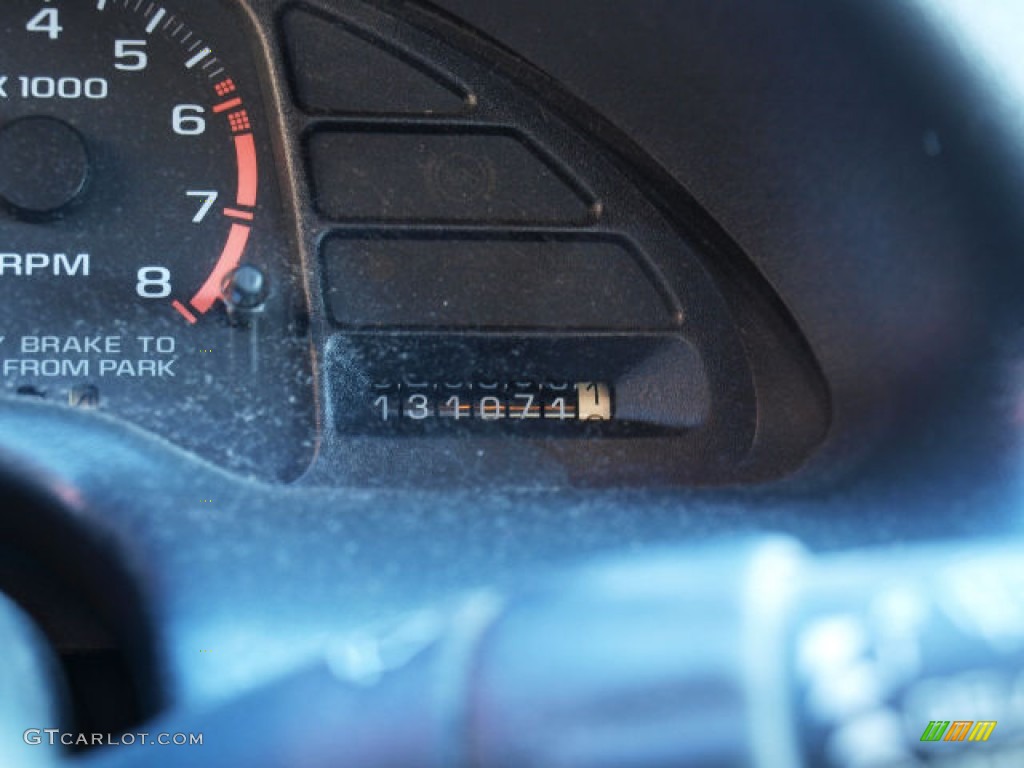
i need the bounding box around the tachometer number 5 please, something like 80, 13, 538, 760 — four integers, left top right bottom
114, 40, 148, 72
137, 267, 172, 299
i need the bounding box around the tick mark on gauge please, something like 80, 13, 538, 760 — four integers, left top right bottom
213, 97, 242, 114
223, 207, 253, 222
185, 47, 211, 69
146, 8, 167, 34
172, 300, 198, 325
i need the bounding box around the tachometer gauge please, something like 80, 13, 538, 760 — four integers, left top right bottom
0, 1, 315, 480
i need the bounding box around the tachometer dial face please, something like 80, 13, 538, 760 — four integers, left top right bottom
0, 1, 315, 480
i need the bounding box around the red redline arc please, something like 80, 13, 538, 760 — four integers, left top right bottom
233, 133, 258, 207
174, 79, 259, 322
190, 223, 252, 314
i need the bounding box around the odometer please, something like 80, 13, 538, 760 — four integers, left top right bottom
0, 1, 315, 480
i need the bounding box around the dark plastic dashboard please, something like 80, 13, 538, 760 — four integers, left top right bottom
1, 0, 1023, 765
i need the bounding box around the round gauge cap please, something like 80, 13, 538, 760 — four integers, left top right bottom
223, 264, 270, 310
0, 116, 90, 217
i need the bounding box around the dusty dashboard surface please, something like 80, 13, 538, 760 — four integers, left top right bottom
0, 0, 829, 489
3, 1, 1023, 765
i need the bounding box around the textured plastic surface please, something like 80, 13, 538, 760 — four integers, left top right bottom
280, 0, 830, 486
308, 128, 594, 223
323, 234, 673, 330
282, 4, 471, 114
1, 0, 1023, 756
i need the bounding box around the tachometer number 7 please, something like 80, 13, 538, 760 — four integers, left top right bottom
186, 190, 219, 224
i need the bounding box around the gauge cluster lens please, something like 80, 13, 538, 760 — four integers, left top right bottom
0, 0, 315, 480
0, 0, 829, 488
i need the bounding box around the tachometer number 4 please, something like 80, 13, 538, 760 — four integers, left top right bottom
26, 8, 63, 40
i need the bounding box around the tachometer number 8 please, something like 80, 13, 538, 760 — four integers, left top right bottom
137, 267, 172, 299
